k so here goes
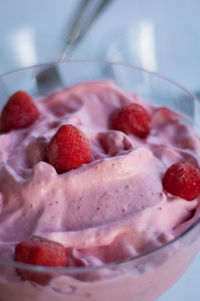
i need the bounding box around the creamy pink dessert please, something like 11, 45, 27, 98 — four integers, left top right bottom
0, 80, 200, 301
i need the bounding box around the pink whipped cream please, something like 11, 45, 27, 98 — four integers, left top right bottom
0, 81, 200, 301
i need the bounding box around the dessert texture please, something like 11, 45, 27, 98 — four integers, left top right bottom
0, 81, 200, 300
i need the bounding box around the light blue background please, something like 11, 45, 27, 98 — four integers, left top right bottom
1, 0, 200, 93
0, 1, 200, 300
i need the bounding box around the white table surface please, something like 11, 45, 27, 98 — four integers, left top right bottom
0, 1, 200, 300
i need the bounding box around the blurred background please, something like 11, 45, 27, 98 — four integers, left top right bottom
1, 0, 200, 93
0, 0, 200, 299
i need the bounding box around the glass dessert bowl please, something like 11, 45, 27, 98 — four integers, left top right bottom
0, 60, 200, 301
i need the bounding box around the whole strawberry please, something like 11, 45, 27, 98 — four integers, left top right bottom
0, 91, 39, 132
111, 103, 151, 138
47, 124, 92, 173
163, 162, 200, 201
15, 236, 67, 285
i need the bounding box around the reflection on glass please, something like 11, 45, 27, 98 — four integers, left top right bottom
138, 21, 157, 71
11, 27, 37, 67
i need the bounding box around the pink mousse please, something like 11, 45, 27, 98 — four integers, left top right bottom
0, 80, 199, 268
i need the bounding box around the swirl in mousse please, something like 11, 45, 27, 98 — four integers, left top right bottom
0, 81, 200, 301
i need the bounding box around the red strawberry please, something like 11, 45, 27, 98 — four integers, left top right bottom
111, 103, 151, 138
0, 91, 39, 132
15, 236, 67, 285
47, 124, 92, 173
163, 162, 200, 200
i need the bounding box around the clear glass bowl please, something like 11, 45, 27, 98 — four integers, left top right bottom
0, 60, 200, 301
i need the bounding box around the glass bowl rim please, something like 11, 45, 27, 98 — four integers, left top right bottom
0, 59, 200, 274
